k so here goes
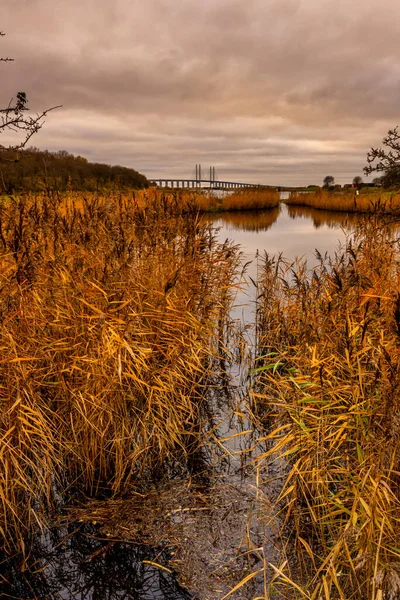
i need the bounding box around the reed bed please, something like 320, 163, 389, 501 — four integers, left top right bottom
101, 187, 280, 214
194, 188, 280, 213
287, 189, 400, 213
254, 217, 400, 599
0, 190, 239, 553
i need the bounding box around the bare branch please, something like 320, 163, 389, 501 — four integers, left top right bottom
1, 33, 61, 158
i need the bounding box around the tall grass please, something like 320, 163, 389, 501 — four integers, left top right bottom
0, 190, 239, 553
287, 189, 400, 213
105, 187, 280, 214
194, 188, 280, 212
254, 217, 400, 599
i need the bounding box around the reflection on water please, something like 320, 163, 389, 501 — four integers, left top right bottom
1, 523, 191, 600
205, 206, 280, 232
205, 204, 360, 270
286, 204, 368, 229
205, 204, 370, 330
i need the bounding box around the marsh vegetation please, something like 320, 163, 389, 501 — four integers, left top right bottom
254, 217, 400, 599
0, 190, 239, 556
1, 188, 400, 600
286, 188, 400, 214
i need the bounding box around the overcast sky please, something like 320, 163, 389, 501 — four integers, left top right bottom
2, 0, 399, 185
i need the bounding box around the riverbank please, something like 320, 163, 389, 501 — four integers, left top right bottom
286, 188, 400, 213
194, 188, 280, 212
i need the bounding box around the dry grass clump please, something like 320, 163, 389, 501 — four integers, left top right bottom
194, 188, 280, 213
254, 217, 400, 598
287, 189, 400, 213
0, 190, 239, 553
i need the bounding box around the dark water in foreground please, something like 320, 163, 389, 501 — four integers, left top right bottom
1, 523, 191, 599
2, 205, 366, 600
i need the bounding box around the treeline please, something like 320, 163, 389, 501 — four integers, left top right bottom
0, 148, 149, 193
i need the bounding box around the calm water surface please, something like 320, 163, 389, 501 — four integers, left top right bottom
206, 203, 364, 325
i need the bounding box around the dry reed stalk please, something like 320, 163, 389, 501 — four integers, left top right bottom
254, 216, 400, 599
0, 190, 239, 553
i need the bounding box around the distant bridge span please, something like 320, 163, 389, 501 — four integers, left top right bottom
149, 178, 267, 190
150, 165, 278, 190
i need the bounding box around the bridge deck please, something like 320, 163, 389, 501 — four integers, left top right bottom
150, 178, 271, 189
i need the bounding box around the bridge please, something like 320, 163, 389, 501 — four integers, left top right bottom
150, 165, 270, 190
150, 178, 260, 189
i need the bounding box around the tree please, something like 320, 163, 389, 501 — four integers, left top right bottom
323, 175, 335, 188
1, 32, 59, 158
0, 147, 149, 193
352, 176, 363, 187
364, 126, 400, 188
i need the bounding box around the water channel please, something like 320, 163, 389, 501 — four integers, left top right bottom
1, 203, 366, 600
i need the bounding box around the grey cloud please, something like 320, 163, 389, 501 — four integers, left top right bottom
1, 0, 399, 184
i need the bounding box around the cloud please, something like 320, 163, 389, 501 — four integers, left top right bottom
1, 0, 399, 184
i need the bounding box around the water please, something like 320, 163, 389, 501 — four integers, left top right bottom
205, 203, 363, 328
1, 523, 191, 600
3, 204, 368, 600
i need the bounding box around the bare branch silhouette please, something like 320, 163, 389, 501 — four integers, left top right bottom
1, 31, 61, 158
364, 126, 400, 187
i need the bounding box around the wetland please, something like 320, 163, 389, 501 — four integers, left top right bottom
1, 191, 400, 600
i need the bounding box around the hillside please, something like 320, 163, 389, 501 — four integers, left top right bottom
0, 148, 148, 193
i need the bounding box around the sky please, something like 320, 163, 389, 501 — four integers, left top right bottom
2, 0, 399, 186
